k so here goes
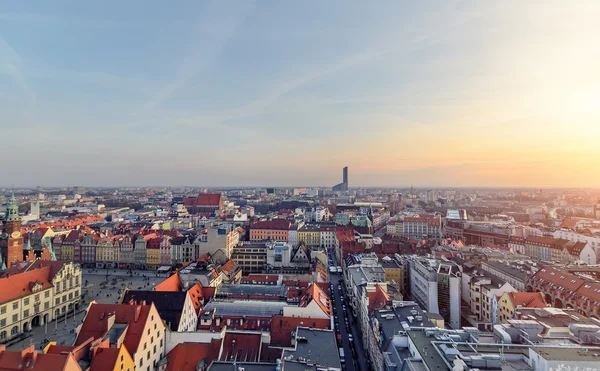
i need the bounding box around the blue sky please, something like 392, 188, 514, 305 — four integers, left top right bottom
2, 1, 600, 187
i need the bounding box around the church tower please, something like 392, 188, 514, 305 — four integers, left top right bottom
1, 192, 24, 266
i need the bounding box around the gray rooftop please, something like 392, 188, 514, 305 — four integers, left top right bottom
207, 362, 278, 371
407, 331, 448, 371
283, 327, 341, 370
531, 347, 600, 361
374, 303, 434, 350
218, 284, 287, 297
203, 300, 290, 317
348, 265, 386, 287
482, 261, 529, 281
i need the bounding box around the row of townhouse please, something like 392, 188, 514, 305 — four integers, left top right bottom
509, 235, 596, 264
249, 220, 343, 249
52, 227, 238, 269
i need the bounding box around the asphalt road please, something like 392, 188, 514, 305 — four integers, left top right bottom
7, 270, 165, 351
328, 247, 368, 371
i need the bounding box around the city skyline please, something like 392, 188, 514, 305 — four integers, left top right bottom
2, 1, 600, 187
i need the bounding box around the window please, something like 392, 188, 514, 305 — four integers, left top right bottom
12, 303, 17, 310
12, 314, 18, 322
153, 345, 156, 354
147, 329, 150, 335
146, 352, 150, 360
160, 339, 163, 347
24, 310, 29, 317
45, 291, 50, 298
151, 336, 154, 344
24, 298, 29, 306
139, 358, 143, 367
0, 307, 5, 314
35, 294, 40, 302
0, 319, 5, 327
144, 342, 147, 350
55, 299, 60, 306
44, 302, 49, 310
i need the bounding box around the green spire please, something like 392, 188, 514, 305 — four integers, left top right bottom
5, 191, 19, 222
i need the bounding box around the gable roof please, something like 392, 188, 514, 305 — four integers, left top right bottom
367, 284, 391, 314
154, 274, 182, 292
299, 283, 330, 317
89, 347, 120, 371
75, 303, 154, 356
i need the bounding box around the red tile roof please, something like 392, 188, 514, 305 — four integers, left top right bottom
221, 260, 239, 275
219, 332, 262, 363
531, 266, 584, 292
367, 285, 391, 314
89, 347, 120, 371
506, 292, 547, 308
560, 218, 579, 229
166, 343, 214, 371
250, 220, 292, 230
0, 345, 81, 371
183, 194, 223, 207
0, 266, 54, 304
75, 303, 153, 357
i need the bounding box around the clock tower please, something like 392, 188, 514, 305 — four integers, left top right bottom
1, 192, 23, 266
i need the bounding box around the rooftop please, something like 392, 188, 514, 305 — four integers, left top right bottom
203, 300, 290, 317
482, 261, 529, 281
121, 290, 188, 331
283, 327, 341, 370
531, 347, 600, 361
218, 284, 287, 298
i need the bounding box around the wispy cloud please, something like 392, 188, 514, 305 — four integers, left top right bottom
0, 37, 36, 105
140, 2, 256, 111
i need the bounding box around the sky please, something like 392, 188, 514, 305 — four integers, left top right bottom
1, 1, 600, 188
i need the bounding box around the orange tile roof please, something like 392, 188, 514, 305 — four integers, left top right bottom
507, 292, 547, 308
154, 274, 182, 292
368, 284, 391, 314
166, 343, 213, 371
0, 345, 81, 371
0, 266, 54, 304
299, 283, 330, 316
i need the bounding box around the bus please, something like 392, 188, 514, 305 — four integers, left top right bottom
339, 348, 345, 364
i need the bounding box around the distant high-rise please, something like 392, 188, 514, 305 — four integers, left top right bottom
332, 166, 349, 191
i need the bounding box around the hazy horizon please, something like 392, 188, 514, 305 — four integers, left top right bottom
2, 1, 599, 187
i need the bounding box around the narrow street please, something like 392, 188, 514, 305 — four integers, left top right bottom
328, 247, 368, 371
